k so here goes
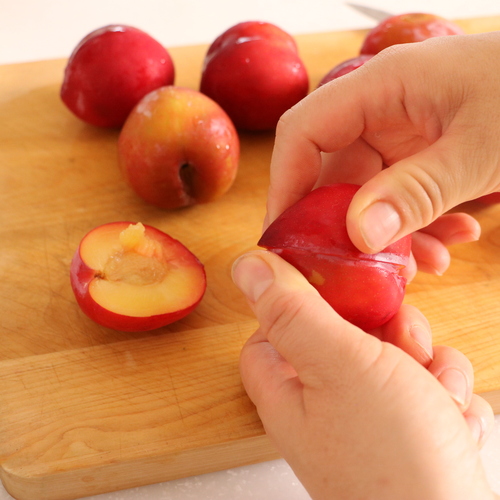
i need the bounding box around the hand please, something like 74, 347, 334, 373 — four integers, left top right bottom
266, 32, 500, 276
232, 250, 496, 500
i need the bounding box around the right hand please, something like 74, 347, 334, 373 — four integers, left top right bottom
266, 32, 500, 276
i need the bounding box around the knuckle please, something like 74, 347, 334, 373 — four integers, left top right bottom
371, 42, 416, 71
396, 165, 447, 227
260, 290, 312, 351
275, 105, 297, 139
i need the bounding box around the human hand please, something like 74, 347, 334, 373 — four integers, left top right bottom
233, 250, 496, 500
266, 32, 500, 277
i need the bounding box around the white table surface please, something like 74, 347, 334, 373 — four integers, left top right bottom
1, 1, 500, 498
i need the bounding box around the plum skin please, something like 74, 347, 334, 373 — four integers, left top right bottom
200, 21, 309, 131
61, 24, 175, 128
360, 13, 464, 55
70, 222, 206, 332
117, 86, 240, 210
317, 55, 374, 87
272, 248, 407, 331
258, 184, 412, 331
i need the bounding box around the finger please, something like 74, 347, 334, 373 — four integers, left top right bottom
400, 250, 417, 282
266, 57, 391, 224
404, 212, 480, 276
345, 135, 482, 255
239, 327, 301, 418
376, 304, 433, 367
428, 345, 474, 412
340, 35, 500, 254
232, 250, 368, 380
419, 212, 481, 246
410, 231, 451, 276
314, 137, 384, 187
463, 394, 495, 448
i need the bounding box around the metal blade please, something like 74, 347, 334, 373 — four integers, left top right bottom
346, 2, 393, 22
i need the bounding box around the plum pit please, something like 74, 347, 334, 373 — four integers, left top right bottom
100, 222, 169, 286
102, 252, 168, 286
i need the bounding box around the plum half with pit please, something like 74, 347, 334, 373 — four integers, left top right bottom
258, 183, 412, 331
70, 222, 206, 332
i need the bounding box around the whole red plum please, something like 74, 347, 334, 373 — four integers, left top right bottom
61, 25, 175, 128
117, 86, 240, 210
200, 21, 309, 131
360, 13, 464, 55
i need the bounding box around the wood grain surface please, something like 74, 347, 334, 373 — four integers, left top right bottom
1, 16, 500, 500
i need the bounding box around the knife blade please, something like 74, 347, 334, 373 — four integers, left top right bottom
346, 2, 393, 22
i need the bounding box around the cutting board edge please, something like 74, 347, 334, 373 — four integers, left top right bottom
0, 434, 279, 500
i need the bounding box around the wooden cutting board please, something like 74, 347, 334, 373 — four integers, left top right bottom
1, 16, 500, 500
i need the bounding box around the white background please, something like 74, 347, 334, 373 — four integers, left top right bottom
1, 1, 500, 499
1, 0, 500, 64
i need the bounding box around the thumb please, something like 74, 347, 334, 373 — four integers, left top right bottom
346, 133, 488, 254
231, 250, 372, 386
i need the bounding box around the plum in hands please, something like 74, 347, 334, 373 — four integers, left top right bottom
258, 184, 412, 331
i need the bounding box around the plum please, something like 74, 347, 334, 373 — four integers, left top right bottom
200, 21, 309, 131
258, 183, 412, 331
360, 13, 464, 55
118, 86, 240, 209
317, 55, 374, 87
61, 25, 175, 128
70, 222, 206, 331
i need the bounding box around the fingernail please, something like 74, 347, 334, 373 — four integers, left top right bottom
360, 201, 401, 251
438, 368, 468, 407
232, 253, 274, 303
409, 324, 433, 363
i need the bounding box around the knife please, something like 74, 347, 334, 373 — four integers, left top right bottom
346, 2, 392, 22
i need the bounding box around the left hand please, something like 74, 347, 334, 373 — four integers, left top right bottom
232, 250, 495, 500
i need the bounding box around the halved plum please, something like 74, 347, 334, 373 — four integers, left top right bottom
70, 222, 206, 332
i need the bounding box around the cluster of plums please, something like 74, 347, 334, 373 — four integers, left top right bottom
66, 13, 478, 333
